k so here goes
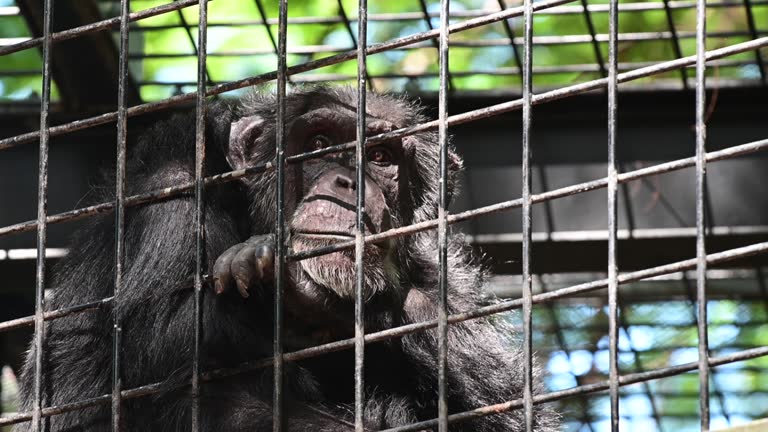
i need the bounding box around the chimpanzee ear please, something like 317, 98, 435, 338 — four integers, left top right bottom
227, 115, 265, 170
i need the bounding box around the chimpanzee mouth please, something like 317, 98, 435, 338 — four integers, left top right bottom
290, 231, 400, 301
293, 230, 394, 251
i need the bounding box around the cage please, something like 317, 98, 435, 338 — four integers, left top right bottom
1, 0, 767, 431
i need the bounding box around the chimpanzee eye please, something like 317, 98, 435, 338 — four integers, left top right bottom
367, 147, 394, 166
308, 134, 332, 150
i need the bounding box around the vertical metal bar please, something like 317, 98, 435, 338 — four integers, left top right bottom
607, 0, 620, 429
521, 0, 534, 428
112, 0, 130, 430
742, 0, 767, 84
695, 0, 710, 428
354, 0, 368, 430
436, 0, 450, 430
191, 0, 209, 430
32, 0, 53, 430
273, 0, 289, 430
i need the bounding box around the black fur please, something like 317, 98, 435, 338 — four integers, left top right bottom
16, 87, 558, 431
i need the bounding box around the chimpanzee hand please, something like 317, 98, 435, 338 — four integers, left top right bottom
213, 234, 275, 298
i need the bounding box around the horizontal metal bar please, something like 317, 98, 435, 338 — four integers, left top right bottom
133, 58, 755, 87
468, 226, 768, 243
3, 33, 765, 155
0, 129, 765, 258
119, 0, 768, 30
0, 297, 113, 333
125, 29, 765, 59
289, 137, 768, 261
1, 37, 765, 240
379, 345, 768, 432
0, 0, 579, 151
0, 0, 201, 56
1, 240, 766, 426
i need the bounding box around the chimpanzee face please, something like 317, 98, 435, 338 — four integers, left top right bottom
226, 95, 422, 303
286, 106, 412, 300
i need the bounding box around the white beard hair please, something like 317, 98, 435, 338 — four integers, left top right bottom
298, 250, 401, 301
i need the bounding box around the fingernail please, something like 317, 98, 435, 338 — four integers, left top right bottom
236, 279, 250, 298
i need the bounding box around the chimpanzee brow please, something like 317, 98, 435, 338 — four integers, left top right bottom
295, 107, 399, 138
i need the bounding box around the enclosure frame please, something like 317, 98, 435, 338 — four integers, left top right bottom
1, 0, 768, 431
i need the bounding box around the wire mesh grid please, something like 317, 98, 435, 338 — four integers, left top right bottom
0, 0, 767, 431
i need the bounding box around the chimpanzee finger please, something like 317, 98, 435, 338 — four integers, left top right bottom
213, 244, 241, 295
232, 245, 259, 298
255, 243, 275, 282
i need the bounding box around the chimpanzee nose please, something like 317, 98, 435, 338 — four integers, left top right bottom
334, 173, 356, 190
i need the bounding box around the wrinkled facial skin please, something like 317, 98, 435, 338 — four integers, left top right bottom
286, 107, 412, 301
228, 98, 420, 310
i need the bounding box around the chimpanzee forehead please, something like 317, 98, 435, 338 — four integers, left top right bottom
298, 89, 419, 128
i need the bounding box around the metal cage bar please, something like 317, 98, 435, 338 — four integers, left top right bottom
354, 0, 368, 430
31, 0, 54, 430
3, 237, 768, 427
3, 3, 768, 428
695, 0, 711, 429
606, 0, 620, 429
111, 0, 131, 430
273, 0, 289, 429
3, 35, 766, 242
379, 345, 768, 432
521, 0, 534, 429
0, 0, 577, 151
2, 135, 767, 338
3, 135, 768, 340
191, 0, 209, 430
0, 0, 201, 56
437, 0, 450, 429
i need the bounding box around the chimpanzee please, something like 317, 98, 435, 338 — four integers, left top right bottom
16, 86, 558, 431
